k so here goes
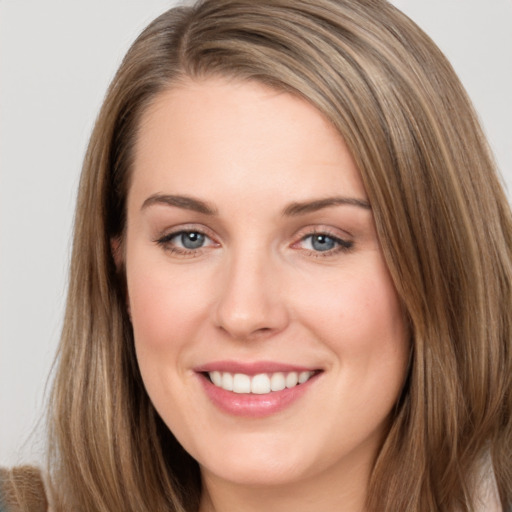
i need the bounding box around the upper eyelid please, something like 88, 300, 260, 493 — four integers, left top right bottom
293, 224, 353, 240
155, 224, 218, 241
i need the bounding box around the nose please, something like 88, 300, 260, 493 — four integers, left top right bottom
213, 248, 290, 340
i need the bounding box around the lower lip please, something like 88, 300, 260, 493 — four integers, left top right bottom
197, 373, 320, 418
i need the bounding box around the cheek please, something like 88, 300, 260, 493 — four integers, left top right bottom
297, 257, 405, 352
295, 254, 409, 413
125, 252, 211, 417
302, 259, 408, 433
126, 254, 211, 353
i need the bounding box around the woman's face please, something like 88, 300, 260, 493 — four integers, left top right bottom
124, 78, 409, 494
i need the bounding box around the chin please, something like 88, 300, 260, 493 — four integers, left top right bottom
201, 457, 308, 487
193, 432, 331, 488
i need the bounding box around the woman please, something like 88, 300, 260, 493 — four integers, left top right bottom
2, 0, 511, 510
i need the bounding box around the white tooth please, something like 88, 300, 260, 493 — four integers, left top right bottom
214, 371, 312, 393
251, 374, 271, 394
298, 371, 312, 384
270, 372, 286, 391
221, 372, 233, 391
285, 372, 299, 388
210, 371, 222, 387
233, 373, 251, 394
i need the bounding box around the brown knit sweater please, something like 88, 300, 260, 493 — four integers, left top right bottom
0, 466, 48, 512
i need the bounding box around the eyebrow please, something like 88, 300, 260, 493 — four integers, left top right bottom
282, 197, 371, 216
141, 194, 218, 215
141, 194, 370, 216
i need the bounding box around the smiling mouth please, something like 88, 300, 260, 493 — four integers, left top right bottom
205, 370, 320, 394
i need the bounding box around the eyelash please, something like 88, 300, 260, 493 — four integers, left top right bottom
154, 229, 218, 257
154, 228, 354, 258
295, 229, 354, 257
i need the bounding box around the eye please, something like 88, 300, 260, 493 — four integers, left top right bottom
155, 229, 217, 254
306, 234, 337, 252
295, 231, 353, 255
173, 231, 207, 249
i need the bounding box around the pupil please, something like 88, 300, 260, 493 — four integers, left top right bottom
182, 232, 204, 249
312, 235, 335, 251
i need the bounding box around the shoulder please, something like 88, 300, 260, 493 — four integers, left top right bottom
0, 466, 48, 512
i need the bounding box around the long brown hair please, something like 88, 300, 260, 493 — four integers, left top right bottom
48, 1, 512, 510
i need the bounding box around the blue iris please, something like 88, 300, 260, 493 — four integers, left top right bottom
311, 234, 337, 251
180, 232, 205, 249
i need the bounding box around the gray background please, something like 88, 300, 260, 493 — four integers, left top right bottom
1, 0, 511, 466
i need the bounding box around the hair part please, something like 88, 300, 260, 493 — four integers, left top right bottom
48, 1, 512, 510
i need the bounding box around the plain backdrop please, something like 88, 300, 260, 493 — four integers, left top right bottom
1, 0, 511, 467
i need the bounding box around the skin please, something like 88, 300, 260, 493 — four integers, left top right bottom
122, 77, 409, 512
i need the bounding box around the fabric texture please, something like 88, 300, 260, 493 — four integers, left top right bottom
0, 466, 48, 512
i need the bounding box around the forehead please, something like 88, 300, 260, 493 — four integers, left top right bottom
130, 77, 366, 208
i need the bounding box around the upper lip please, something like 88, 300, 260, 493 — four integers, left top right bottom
194, 360, 321, 375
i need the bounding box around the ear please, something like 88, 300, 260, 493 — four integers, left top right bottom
110, 237, 131, 319
110, 236, 123, 271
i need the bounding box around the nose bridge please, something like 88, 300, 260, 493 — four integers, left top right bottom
214, 241, 288, 339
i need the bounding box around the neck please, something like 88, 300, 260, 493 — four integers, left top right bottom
198, 458, 370, 512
